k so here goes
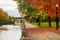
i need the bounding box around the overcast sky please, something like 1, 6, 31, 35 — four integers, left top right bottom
0, 0, 20, 17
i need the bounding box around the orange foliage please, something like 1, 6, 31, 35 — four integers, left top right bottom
0, 9, 5, 17
26, 28, 60, 34
0, 8, 9, 20
44, 4, 51, 10
26, 0, 60, 18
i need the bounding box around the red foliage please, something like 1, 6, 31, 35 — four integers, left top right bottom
44, 4, 50, 9
26, 0, 60, 17
48, 0, 54, 4
37, 1, 43, 5
54, 1, 60, 7
47, 8, 56, 17
26, 28, 60, 34
33, 0, 37, 3
26, 0, 32, 4
57, 1, 60, 7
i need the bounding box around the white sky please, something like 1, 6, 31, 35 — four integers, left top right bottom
0, 0, 20, 17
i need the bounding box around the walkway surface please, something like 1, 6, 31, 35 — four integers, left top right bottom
0, 22, 60, 40
26, 28, 60, 40
27, 32, 60, 40
24, 22, 60, 40
25, 22, 37, 28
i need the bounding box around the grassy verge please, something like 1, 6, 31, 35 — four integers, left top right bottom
31, 22, 60, 28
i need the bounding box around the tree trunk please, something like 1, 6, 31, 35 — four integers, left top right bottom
56, 18, 59, 30
48, 17, 51, 27
38, 21, 40, 26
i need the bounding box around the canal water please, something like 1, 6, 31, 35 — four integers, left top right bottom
0, 25, 22, 40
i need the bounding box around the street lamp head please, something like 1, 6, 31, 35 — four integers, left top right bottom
55, 4, 59, 7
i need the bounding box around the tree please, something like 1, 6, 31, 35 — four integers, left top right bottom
15, 0, 60, 28
14, 0, 37, 22
26, 0, 44, 26
0, 8, 10, 21
26, 0, 51, 27
44, 0, 60, 28
26, 0, 60, 28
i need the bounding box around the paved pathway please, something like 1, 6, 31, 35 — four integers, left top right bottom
43, 32, 60, 40
24, 22, 60, 40
15, 21, 37, 28
0, 22, 60, 40
27, 32, 60, 40
25, 22, 37, 28
11, 21, 60, 40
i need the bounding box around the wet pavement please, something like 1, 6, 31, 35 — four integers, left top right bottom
0, 25, 22, 40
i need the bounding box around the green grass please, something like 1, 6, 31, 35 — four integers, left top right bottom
32, 22, 60, 28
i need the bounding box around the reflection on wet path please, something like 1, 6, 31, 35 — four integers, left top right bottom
0, 25, 22, 40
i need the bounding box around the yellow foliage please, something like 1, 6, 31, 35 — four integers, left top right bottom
0, 8, 10, 20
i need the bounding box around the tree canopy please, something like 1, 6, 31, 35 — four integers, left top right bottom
0, 8, 10, 20
26, 0, 60, 18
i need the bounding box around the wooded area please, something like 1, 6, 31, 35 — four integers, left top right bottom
14, 0, 60, 28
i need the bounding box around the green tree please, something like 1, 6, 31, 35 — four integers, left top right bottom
15, 0, 37, 22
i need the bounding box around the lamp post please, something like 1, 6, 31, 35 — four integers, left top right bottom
55, 4, 59, 30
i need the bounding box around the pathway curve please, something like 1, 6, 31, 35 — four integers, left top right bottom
27, 32, 60, 40
43, 32, 60, 40
13, 21, 60, 40
25, 22, 37, 28
26, 28, 60, 40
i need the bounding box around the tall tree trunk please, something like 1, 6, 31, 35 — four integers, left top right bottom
37, 15, 41, 27
48, 17, 51, 27
56, 18, 59, 30
38, 21, 40, 26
